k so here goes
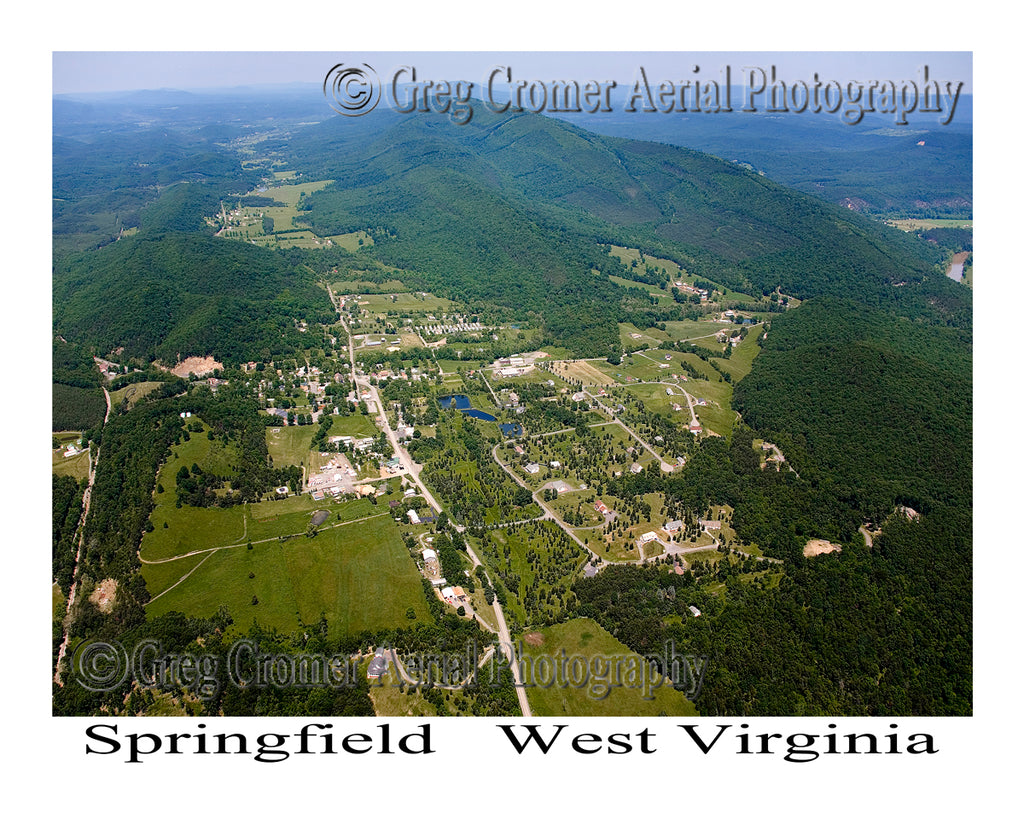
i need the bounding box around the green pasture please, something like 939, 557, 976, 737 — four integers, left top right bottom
519, 617, 699, 716
266, 425, 315, 467
52, 433, 89, 481
707, 325, 764, 383
109, 381, 164, 410
360, 292, 454, 313
146, 512, 431, 638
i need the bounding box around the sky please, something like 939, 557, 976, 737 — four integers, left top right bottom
52, 51, 973, 96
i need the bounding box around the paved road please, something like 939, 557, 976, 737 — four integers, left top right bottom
336, 292, 532, 716
54, 436, 102, 684
582, 389, 674, 472
490, 442, 604, 563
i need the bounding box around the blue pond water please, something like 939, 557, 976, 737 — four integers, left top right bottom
439, 395, 471, 410
439, 394, 497, 422
500, 423, 523, 437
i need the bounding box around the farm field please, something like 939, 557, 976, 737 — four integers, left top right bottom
359, 292, 454, 313
52, 432, 89, 480
145, 511, 431, 638
109, 381, 164, 410
886, 217, 973, 231
519, 617, 699, 716
266, 425, 316, 468
546, 359, 616, 386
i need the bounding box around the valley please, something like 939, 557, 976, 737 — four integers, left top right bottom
52, 83, 972, 720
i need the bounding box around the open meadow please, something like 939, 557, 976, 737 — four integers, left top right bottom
520, 617, 699, 716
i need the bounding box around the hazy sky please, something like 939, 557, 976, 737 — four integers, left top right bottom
52, 51, 972, 96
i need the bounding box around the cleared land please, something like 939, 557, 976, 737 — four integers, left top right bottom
145, 513, 432, 638
547, 359, 616, 386
109, 380, 164, 410
52, 433, 89, 481
359, 292, 454, 313
520, 618, 699, 716
266, 425, 316, 468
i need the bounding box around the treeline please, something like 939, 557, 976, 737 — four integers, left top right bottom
52, 474, 84, 595
733, 298, 971, 517
52, 337, 105, 431
53, 232, 335, 366
575, 517, 970, 716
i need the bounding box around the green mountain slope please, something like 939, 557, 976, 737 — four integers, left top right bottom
53, 232, 333, 365
293, 109, 956, 327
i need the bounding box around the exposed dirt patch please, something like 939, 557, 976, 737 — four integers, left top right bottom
803, 539, 842, 558
523, 632, 545, 647
89, 578, 118, 613
166, 356, 223, 378
549, 360, 616, 386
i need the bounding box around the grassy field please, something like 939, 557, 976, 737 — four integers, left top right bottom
624, 379, 736, 439
328, 413, 379, 438
146, 512, 431, 639
52, 432, 89, 480
609, 274, 674, 300
519, 617, 699, 716
109, 381, 164, 410
886, 217, 973, 231
327, 230, 373, 251
266, 425, 316, 468
547, 359, 616, 386
707, 325, 764, 383
359, 293, 454, 313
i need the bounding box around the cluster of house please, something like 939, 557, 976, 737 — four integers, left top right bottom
441, 585, 468, 605
418, 316, 486, 336
635, 517, 722, 547
370, 365, 427, 383
493, 355, 529, 378
675, 282, 709, 300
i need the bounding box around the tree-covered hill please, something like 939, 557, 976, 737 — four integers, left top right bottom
52, 232, 333, 365
288, 107, 957, 335
733, 297, 971, 518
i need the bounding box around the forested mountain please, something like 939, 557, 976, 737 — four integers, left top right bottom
289, 107, 955, 330
53, 105, 961, 363
555, 101, 973, 217
52, 232, 334, 365
734, 298, 971, 518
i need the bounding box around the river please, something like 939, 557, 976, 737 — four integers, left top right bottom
946, 251, 969, 282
